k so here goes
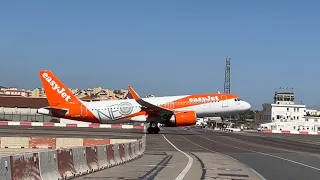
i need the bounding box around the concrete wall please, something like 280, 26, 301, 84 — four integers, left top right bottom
0, 107, 52, 122
0, 107, 38, 114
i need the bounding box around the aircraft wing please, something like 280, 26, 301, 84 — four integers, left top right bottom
128, 86, 174, 116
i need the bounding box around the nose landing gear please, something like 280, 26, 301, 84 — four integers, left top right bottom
147, 123, 160, 134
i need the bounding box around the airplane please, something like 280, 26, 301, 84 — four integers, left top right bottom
36, 70, 251, 134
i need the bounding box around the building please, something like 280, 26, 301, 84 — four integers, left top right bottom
29, 86, 129, 100
31, 88, 46, 98
306, 109, 320, 116
256, 89, 320, 132
0, 96, 52, 122
0, 87, 31, 97
255, 90, 306, 123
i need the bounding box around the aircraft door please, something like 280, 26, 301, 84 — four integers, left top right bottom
80, 104, 88, 117
165, 102, 174, 110
221, 95, 228, 107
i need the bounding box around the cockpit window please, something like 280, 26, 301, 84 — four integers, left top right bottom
234, 98, 241, 101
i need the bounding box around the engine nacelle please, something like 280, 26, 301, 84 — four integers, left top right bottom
166, 111, 197, 127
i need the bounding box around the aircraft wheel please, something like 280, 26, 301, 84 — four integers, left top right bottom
153, 126, 160, 134
147, 126, 154, 134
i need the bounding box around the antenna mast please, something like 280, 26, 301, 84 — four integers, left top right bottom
224, 57, 231, 93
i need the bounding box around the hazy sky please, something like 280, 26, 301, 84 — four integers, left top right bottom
0, 1, 319, 109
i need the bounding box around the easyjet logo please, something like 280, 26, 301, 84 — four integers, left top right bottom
189, 96, 219, 103
42, 73, 71, 102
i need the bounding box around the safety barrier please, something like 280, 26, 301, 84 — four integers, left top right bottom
0, 121, 145, 129
262, 129, 320, 135
0, 137, 146, 180
0, 137, 135, 149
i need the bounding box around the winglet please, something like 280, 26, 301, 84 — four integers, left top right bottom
128, 85, 173, 114
128, 86, 141, 100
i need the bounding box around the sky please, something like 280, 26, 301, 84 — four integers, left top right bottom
0, 1, 319, 110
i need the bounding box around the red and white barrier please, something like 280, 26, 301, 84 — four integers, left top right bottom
0, 121, 145, 130
0, 137, 114, 149
262, 129, 320, 135
0, 137, 146, 179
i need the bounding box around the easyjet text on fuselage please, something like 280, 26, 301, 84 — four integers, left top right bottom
189, 96, 219, 103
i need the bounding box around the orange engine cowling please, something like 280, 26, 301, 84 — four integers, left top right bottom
166, 111, 197, 127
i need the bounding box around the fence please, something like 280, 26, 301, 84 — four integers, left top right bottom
0, 112, 53, 122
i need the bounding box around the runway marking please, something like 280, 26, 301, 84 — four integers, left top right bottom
162, 134, 193, 180
241, 132, 320, 145
220, 136, 320, 158
178, 135, 266, 180
200, 135, 320, 171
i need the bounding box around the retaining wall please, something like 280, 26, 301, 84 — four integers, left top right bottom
0, 137, 146, 180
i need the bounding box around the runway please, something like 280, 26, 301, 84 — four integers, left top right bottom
241, 130, 320, 143
2, 125, 319, 179
188, 128, 320, 180
0, 125, 144, 139
76, 127, 320, 180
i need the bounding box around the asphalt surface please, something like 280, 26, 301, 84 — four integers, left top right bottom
2, 125, 319, 179
76, 127, 320, 180
190, 128, 320, 180
0, 126, 144, 139
243, 130, 320, 145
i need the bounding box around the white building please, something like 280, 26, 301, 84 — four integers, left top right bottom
306, 109, 320, 116
256, 90, 320, 132
256, 90, 306, 123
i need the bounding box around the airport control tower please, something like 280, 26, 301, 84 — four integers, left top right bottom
259, 88, 306, 123
273, 88, 295, 105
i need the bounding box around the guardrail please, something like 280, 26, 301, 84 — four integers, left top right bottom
0, 135, 146, 179
262, 129, 320, 135
0, 121, 145, 129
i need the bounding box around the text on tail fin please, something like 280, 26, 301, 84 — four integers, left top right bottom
39, 70, 78, 106
41, 72, 72, 102
43, 72, 71, 102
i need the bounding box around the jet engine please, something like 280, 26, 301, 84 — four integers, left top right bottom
165, 111, 197, 127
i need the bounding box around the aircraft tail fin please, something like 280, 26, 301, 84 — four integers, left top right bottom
39, 70, 80, 108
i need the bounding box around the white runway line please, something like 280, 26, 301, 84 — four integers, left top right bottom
162, 134, 193, 180
178, 129, 267, 180
200, 135, 320, 171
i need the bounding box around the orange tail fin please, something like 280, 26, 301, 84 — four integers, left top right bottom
39, 70, 80, 108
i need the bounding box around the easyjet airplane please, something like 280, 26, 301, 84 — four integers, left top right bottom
37, 70, 251, 134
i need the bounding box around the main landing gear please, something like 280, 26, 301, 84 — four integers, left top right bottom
147, 123, 160, 134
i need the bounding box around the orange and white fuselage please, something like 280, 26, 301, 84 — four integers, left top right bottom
37, 70, 251, 127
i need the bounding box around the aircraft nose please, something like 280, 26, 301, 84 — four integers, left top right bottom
242, 101, 251, 110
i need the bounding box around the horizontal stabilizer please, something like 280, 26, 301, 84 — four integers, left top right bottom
37, 106, 69, 116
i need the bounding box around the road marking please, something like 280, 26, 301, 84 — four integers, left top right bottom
162, 134, 193, 180
179, 135, 266, 180
220, 136, 320, 158
200, 135, 320, 171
